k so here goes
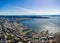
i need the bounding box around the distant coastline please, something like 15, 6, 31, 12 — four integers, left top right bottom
0, 15, 50, 19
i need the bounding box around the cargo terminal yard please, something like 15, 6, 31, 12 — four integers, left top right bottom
0, 18, 60, 43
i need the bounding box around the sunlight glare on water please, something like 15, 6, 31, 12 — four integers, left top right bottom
42, 22, 59, 33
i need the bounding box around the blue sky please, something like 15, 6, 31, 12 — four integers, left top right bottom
0, 0, 60, 15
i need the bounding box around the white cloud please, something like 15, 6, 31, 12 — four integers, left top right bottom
37, 10, 60, 15
0, 7, 60, 15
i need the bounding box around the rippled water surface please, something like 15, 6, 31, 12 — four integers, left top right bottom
21, 17, 60, 33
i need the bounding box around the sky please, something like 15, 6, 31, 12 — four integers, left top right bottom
0, 0, 60, 15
